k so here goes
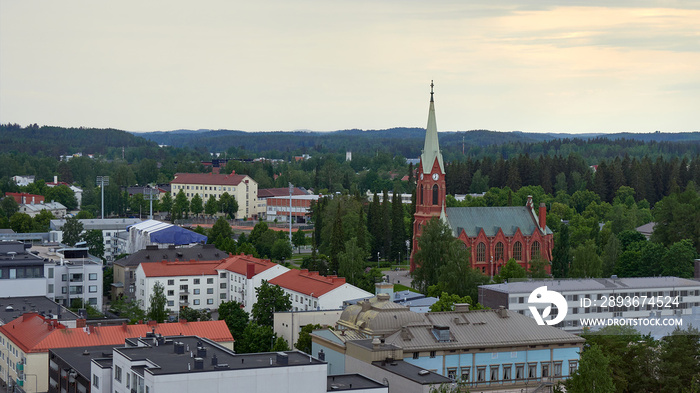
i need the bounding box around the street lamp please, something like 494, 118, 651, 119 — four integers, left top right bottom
96, 176, 109, 219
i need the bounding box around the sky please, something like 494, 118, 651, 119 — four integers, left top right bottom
1, 1, 699, 134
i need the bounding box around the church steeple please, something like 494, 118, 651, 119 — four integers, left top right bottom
420, 80, 445, 175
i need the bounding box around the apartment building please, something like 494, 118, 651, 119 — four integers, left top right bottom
170, 171, 260, 219
50, 218, 142, 262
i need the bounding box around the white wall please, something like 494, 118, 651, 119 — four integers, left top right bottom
274, 310, 343, 347
319, 284, 373, 310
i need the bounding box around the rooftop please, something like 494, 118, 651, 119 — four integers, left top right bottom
141, 260, 221, 277
171, 172, 249, 186
269, 269, 349, 297
50, 218, 142, 231
327, 374, 387, 391
0, 314, 233, 353
114, 244, 226, 267
216, 254, 281, 276
114, 336, 323, 376
258, 187, 309, 199
445, 206, 552, 237
481, 276, 700, 294
371, 360, 451, 385
50, 345, 118, 380
0, 296, 79, 324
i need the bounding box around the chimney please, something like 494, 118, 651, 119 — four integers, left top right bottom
174, 342, 185, 354
539, 203, 547, 231
54, 175, 58, 184
317, 349, 325, 361
76, 318, 86, 328
211, 354, 218, 366
276, 352, 289, 365
454, 303, 470, 313
526, 195, 533, 209
194, 357, 204, 370
246, 262, 255, 279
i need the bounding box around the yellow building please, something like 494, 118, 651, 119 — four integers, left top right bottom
170, 171, 259, 219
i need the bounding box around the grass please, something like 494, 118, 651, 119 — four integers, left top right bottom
394, 283, 419, 293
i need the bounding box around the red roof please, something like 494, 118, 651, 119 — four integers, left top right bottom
4, 192, 45, 204
0, 314, 233, 353
141, 260, 220, 277
268, 269, 346, 297
171, 172, 247, 186
216, 254, 277, 276
258, 187, 307, 199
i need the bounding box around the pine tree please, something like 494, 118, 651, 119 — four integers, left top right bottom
329, 203, 345, 274
390, 190, 406, 262
552, 224, 571, 278
566, 344, 615, 393
381, 189, 391, 260
368, 191, 382, 261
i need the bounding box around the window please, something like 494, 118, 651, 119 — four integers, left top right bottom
89, 285, 97, 293
412, 352, 419, 359
220, 283, 227, 289
168, 290, 174, 296
62, 287, 67, 294
476, 367, 486, 382
531, 241, 541, 260
207, 278, 214, 284
490, 365, 499, 381
542, 362, 550, 378
62, 274, 67, 282
569, 360, 578, 375
92, 374, 99, 388
447, 368, 457, 380
429, 351, 436, 358
220, 272, 226, 278
515, 364, 524, 379
167, 300, 174, 307
554, 362, 562, 377
432, 184, 439, 205
495, 242, 504, 261
207, 299, 214, 304
460, 367, 470, 382
220, 293, 226, 299
48, 268, 54, 279
503, 365, 512, 380
193, 299, 200, 305
48, 284, 54, 293
168, 279, 174, 285
420, 186, 424, 205
194, 278, 200, 285
476, 242, 486, 262
513, 241, 522, 261
89, 273, 97, 280
207, 288, 214, 294
115, 365, 122, 382
193, 289, 200, 295
528, 363, 537, 378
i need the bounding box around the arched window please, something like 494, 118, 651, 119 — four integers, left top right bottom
531, 241, 541, 260
495, 242, 504, 261
432, 184, 439, 205
476, 242, 486, 262
513, 241, 522, 261
420, 186, 424, 205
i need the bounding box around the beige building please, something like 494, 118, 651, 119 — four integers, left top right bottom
170, 171, 259, 219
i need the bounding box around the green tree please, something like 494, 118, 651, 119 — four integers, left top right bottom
160, 192, 173, 214
570, 240, 603, 278
217, 300, 249, 341
238, 321, 276, 353
210, 217, 233, 246
552, 224, 571, 278
390, 190, 406, 261
179, 306, 212, 322
328, 203, 345, 274
173, 190, 189, 220
497, 258, 527, 282
602, 234, 621, 277
147, 282, 168, 323
337, 237, 367, 287
658, 326, 700, 393
271, 238, 293, 262
82, 229, 105, 260
528, 256, 550, 279
219, 192, 239, 219
294, 324, 322, 354
190, 194, 204, 216
204, 195, 218, 216
251, 280, 291, 328
45, 184, 78, 210
103, 266, 113, 296
566, 344, 615, 393
429, 292, 484, 312
0, 196, 19, 218
292, 228, 306, 253
62, 216, 84, 246
661, 239, 697, 278
9, 212, 33, 233
109, 297, 146, 324
272, 336, 290, 351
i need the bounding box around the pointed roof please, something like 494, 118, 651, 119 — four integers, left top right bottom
420, 81, 445, 175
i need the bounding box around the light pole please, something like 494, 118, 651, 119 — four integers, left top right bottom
144, 186, 158, 220
288, 183, 293, 244
96, 176, 109, 219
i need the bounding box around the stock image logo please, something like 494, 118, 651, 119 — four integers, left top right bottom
528, 286, 568, 326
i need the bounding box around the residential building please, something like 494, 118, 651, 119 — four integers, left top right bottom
135, 253, 289, 313
4, 192, 44, 205
0, 241, 49, 299
269, 269, 373, 311
410, 85, 553, 275
121, 219, 207, 254
11, 176, 34, 187
274, 309, 344, 348
0, 314, 233, 393
365, 192, 413, 205
19, 201, 67, 218
50, 218, 142, 263
46, 176, 83, 208
0, 296, 80, 327
312, 294, 584, 392
170, 171, 260, 219
479, 276, 700, 333
266, 194, 320, 223
112, 244, 227, 302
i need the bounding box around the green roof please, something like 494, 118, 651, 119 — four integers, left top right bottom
445, 206, 552, 237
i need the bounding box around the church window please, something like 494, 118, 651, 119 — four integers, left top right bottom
495, 242, 504, 261
531, 241, 541, 259
513, 241, 522, 261
432, 185, 438, 205
420, 186, 424, 205
476, 242, 486, 262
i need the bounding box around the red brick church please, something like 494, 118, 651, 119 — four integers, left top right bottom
410, 83, 553, 276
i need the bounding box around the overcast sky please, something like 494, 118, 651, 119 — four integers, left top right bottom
1, 1, 699, 133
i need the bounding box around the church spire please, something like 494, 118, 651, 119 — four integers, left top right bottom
420, 80, 445, 175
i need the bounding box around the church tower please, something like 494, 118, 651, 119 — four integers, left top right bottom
410, 81, 446, 272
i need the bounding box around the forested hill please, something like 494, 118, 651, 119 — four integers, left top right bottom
1, 123, 157, 156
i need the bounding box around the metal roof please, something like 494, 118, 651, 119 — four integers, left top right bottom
481, 276, 700, 294
445, 206, 552, 237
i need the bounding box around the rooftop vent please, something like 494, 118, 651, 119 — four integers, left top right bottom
276, 352, 289, 366
193, 357, 204, 370
197, 347, 207, 358
174, 342, 185, 354
418, 370, 430, 376
432, 325, 451, 342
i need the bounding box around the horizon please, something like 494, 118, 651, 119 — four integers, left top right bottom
2, 1, 699, 134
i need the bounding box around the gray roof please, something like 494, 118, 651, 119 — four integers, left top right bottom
338, 295, 425, 336
327, 374, 388, 391
371, 360, 451, 385
50, 218, 142, 231
384, 308, 584, 351
0, 296, 79, 323
445, 206, 552, 237
50, 345, 118, 380
482, 276, 700, 295
114, 244, 227, 267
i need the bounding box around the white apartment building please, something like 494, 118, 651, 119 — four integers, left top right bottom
50, 218, 142, 263
170, 171, 260, 219
269, 270, 373, 312
479, 276, 700, 333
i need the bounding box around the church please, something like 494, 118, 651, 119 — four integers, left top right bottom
410, 82, 553, 276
